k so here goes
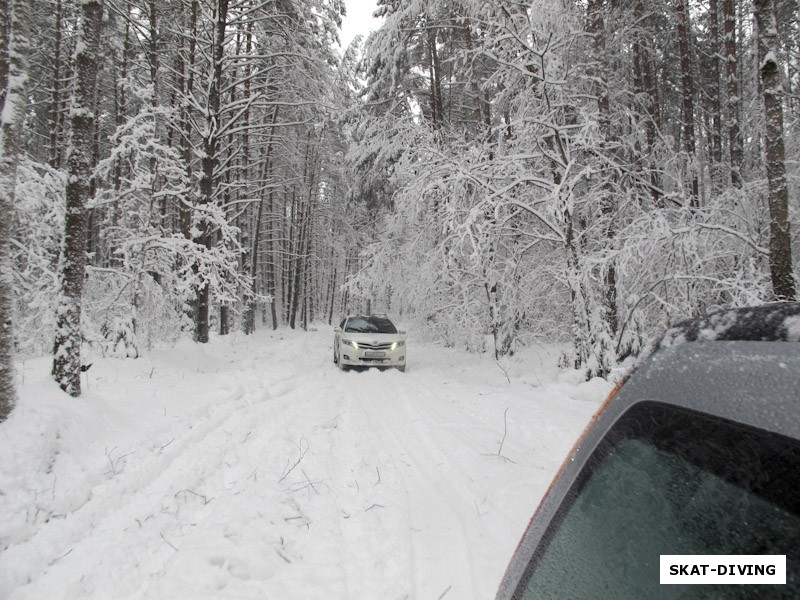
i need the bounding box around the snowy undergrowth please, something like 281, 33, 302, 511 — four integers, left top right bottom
0, 327, 611, 600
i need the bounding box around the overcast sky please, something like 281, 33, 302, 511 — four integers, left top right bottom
340, 0, 381, 50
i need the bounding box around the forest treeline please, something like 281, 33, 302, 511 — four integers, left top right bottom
0, 0, 798, 417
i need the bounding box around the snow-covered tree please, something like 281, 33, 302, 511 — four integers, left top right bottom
0, 0, 28, 419
52, 0, 103, 396
754, 0, 796, 301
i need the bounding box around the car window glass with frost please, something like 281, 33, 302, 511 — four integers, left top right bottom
344, 317, 397, 334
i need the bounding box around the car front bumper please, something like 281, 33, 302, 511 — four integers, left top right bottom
339, 344, 406, 368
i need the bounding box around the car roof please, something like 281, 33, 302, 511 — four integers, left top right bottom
609, 302, 800, 437
603, 302, 800, 431
656, 301, 800, 347
345, 314, 396, 323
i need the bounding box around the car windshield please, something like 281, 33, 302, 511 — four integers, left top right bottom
514, 402, 800, 599
344, 316, 398, 334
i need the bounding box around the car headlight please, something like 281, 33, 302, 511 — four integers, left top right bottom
343, 339, 359, 349
391, 340, 406, 351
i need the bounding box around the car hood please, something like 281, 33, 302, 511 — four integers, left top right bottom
341, 331, 405, 342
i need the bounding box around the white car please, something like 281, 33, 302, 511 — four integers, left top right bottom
333, 314, 407, 372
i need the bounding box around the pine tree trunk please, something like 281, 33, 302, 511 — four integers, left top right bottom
267, 184, 277, 330
289, 202, 306, 330
194, 0, 229, 343
754, 0, 796, 301
147, 0, 164, 227
426, 27, 443, 130
708, 0, 724, 192
179, 0, 198, 241
0, 0, 26, 419
243, 106, 278, 334
52, 0, 102, 397
242, 145, 266, 335
286, 186, 299, 326
461, 18, 486, 130
587, 0, 618, 338
327, 263, 337, 325
723, 0, 743, 187
48, 0, 63, 168
633, 1, 662, 206
240, 22, 256, 334
341, 257, 350, 316
676, 0, 698, 203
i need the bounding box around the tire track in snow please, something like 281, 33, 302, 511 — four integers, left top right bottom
4, 355, 338, 599
345, 370, 479, 600
324, 382, 416, 600
4, 377, 273, 599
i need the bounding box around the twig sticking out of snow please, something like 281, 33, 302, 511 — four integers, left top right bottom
160, 532, 178, 551
497, 407, 509, 457
157, 438, 174, 456
483, 407, 517, 463
176, 488, 211, 505
301, 469, 319, 494
279, 436, 309, 483
105, 446, 135, 475
494, 360, 511, 384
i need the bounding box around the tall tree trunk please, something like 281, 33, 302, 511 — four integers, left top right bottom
285, 186, 298, 325
147, 0, 164, 230
633, 1, 662, 206
708, 0, 724, 192
461, 17, 487, 131
303, 186, 316, 331
218, 25, 239, 338
113, 16, 130, 200
427, 27, 443, 130
327, 260, 337, 325
52, 0, 103, 397
754, 0, 796, 301
194, 0, 229, 343
587, 0, 618, 338
48, 0, 63, 168
243, 106, 278, 334
179, 0, 197, 244
676, 0, 698, 204
267, 183, 277, 330
0, 0, 26, 419
723, 0, 743, 187
240, 20, 256, 334
289, 200, 306, 330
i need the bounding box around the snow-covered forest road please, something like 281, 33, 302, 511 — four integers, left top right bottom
1, 329, 610, 600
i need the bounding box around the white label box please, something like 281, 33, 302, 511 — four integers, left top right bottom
660, 555, 786, 585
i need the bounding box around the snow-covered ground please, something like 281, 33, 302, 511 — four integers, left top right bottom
0, 327, 611, 600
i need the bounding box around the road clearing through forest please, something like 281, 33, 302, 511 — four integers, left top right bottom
0, 327, 609, 600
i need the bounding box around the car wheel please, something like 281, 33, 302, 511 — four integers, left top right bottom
397, 365, 406, 373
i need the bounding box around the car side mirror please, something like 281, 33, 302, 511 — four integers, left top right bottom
398, 330, 406, 336
334, 327, 342, 332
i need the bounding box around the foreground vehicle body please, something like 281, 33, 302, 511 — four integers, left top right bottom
497, 303, 800, 599
334, 314, 407, 371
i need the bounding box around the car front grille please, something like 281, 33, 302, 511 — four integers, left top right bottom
358, 342, 394, 351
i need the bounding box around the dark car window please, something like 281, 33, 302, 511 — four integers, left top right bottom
344, 316, 397, 334
514, 402, 800, 599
